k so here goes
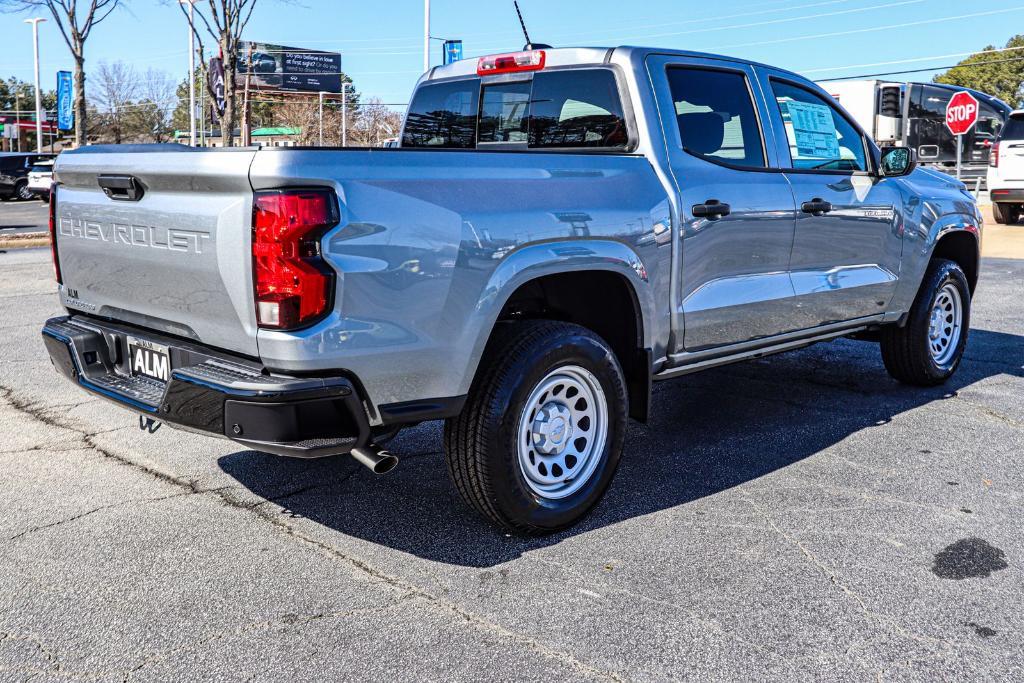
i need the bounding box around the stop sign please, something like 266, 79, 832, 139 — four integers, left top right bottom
946, 91, 979, 136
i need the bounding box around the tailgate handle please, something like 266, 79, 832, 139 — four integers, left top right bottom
98, 174, 144, 201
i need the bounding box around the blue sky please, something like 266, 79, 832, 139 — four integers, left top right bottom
1, 0, 1023, 108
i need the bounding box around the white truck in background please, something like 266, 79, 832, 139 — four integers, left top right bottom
822, 79, 1011, 186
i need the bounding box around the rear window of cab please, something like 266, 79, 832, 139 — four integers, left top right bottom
401, 68, 630, 151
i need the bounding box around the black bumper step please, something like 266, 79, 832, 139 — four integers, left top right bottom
42, 316, 370, 458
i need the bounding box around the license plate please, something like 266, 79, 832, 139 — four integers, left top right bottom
128, 337, 171, 382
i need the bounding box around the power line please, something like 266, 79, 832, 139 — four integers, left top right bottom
803, 44, 1024, 74
817, 55, 1024, 82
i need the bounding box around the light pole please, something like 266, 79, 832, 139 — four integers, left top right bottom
24, 17, 46, 154
423, 0, 430, 73
180, 0, 196, 146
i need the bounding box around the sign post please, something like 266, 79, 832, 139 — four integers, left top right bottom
945, 91, 980, 181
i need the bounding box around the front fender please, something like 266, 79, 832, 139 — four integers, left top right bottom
888, 205, 980, 319
455, 239, 655, 395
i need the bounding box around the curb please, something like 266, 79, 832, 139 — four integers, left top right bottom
0, 232, 49, 250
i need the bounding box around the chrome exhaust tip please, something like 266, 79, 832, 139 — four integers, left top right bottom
350, 444, 399, 474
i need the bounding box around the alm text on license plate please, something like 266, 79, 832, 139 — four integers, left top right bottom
128, 337, 171, 382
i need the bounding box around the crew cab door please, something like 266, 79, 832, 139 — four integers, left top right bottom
757, 70, 903, 327
647, 55, 799, 351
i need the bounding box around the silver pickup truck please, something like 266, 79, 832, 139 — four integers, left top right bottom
42, 47, 982, 533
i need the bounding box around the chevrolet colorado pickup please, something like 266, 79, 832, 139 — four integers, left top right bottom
42, 47, 982, 533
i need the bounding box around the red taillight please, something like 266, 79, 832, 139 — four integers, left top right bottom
477, 50, 546, 76
252, 189, 338, 329
990, 141, 1000, 168
48, 183, 61, 284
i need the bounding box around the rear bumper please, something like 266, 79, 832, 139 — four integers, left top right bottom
42, 315, 371, 458
990, 188, 1024, 203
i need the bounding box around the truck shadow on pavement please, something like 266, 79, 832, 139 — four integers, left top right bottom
219, 328, 1023, 568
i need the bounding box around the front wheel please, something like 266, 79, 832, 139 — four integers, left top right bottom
443, 320, 628, 534
14, 181, 33, 201
880, 259, 971, 386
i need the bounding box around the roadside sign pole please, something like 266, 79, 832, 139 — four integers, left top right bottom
945, 91, 979, 183
956, 135, 962, 181
318, 91, 324, 147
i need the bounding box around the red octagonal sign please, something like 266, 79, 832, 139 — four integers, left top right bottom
946, 91, 980, 136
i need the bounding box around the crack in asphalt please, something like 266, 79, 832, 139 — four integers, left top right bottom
0, 383, 628, 683
741, 494, 979, 659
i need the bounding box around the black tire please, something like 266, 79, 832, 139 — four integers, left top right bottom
1011, 206, 1023, 225
14, 181, 32, 201
992, 202, 1008, 224
880, 259, 970, 386
39, 193, 49, 204
443, 320, 628, 534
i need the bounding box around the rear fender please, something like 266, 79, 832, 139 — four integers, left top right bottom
457, 239, 654, 394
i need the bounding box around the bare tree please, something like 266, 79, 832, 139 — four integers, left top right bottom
350, 98, 403, 147
0, 0, 123, 147
91, 60, 136, 143
125, 69, 177, 142
178, 0, 260, 147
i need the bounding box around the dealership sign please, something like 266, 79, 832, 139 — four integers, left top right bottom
238, 41, 342, 93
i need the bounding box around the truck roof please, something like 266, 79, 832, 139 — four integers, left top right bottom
424, 45, 808, 84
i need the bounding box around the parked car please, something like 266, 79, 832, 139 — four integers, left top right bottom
988, 110, 1024, 224
43, 47, 982, 533
26, 159, 54, 202
0, 152, 54, 201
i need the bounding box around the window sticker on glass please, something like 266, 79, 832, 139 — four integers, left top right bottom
784, 100, 840, 160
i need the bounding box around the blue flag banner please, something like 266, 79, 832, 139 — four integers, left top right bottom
443, 40, 463, 65
56, 70, 73, 131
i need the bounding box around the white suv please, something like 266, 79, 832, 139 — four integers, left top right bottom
988, 110, 1024, 224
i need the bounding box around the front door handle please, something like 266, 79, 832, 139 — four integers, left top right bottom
801, 198, 833, 217
692, 199, 731, 220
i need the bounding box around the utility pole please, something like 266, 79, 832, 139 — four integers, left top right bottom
241, 43, 253, 146
180, 0, 196, 146
423, 0, 430, 73
25, 17, 46, 154
198, 47, 206, 147
341, 82, 348, 148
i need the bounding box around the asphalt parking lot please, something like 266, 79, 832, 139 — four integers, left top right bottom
1, 243, 1023, 680
0, 200, 48, 237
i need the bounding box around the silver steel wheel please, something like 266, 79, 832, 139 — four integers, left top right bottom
928, 282, 963, 366
516, 365, 609, 500
16, 183, 32, 201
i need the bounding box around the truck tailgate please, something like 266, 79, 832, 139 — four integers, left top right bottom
54, 147, 260, 357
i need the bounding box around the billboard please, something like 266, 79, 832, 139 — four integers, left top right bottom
56, 70, 73, 131
238, 41, 342, 93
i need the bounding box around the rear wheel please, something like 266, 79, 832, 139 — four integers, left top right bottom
992, 202, 1021, 225
880, 259, 970, 386
443, 320, 628, 534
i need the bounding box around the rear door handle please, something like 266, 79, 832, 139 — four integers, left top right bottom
692, 199, 731, 220
97, 174, 144, 201
801, 198, 833, 216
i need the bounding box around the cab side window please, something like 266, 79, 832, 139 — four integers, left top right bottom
666, 67, 766, 169
770, 80, 867, 172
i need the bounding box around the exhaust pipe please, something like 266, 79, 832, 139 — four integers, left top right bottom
350, 443, 399, 474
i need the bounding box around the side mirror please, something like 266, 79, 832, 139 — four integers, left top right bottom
879, 146, 917, 177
